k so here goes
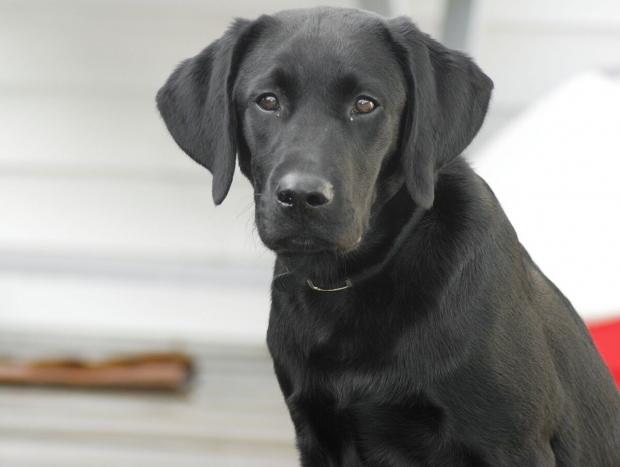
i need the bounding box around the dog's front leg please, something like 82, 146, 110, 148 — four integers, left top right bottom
291, 416, 340, 467
271, 363, 342, 466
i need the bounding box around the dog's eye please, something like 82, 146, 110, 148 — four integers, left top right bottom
354, 96, 378, 114
256, 94, 280, 111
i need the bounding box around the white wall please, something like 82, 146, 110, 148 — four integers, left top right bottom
1, 0, 618, 340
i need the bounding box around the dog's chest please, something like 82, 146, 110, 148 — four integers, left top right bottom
270, 289, 481, 465
288, 376, 476, 466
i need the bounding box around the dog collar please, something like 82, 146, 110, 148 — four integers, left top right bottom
306, 278, 353, 292
301, 206, 427, 293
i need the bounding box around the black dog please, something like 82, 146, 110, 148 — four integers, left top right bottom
157, 7, 620, 466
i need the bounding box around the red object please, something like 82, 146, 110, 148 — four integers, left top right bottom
588, 317, 620, 387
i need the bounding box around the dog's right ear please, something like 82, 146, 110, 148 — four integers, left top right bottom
156, 18, 261, 205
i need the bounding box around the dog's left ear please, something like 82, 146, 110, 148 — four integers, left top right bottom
156, 18, 265, 205
387, 17, 493, 209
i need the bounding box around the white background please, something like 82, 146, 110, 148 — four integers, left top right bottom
1, 0, 619, 343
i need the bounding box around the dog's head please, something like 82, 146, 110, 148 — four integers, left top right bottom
157, 7, 492, 256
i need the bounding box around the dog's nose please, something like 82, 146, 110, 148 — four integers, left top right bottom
276, 173, 334, 208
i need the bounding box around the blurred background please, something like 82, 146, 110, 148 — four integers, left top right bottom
1, 0, 619, 466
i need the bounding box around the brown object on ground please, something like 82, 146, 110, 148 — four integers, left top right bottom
0, 352, 193, 391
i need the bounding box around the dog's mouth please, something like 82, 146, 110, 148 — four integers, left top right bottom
256, 208, 366, 255
273, 236, 334, 254
271, 234, 364, 256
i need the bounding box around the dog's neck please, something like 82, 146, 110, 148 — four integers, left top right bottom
273, 183, 422, 292
272, 158, 492, 296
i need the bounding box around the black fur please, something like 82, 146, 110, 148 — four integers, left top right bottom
157, 7, 620, 466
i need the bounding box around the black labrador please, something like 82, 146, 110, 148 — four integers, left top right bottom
157, 7, 620, 466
